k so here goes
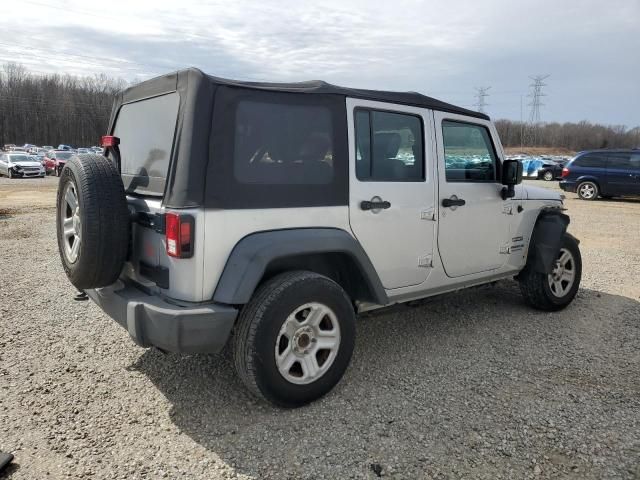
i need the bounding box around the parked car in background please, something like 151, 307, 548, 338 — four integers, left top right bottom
76, 148, 91, 154
57, 144, 73, 151
521, 158, 564, 181
42, 145, 54, 151
560, 149, 640, 200
90, 146, 104, 155
0, 152, 45, 178
3, 144, 16, 151
537, 160, 565, 181
43, 150, 76, 176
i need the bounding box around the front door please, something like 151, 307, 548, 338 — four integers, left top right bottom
347, 98, 436, 290
433, 112, 512, 278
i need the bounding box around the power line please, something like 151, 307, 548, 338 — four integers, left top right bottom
473, 86, 491, 113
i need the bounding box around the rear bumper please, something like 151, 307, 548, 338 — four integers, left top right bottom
86, 281, 238, 354
559, 180, 576, 192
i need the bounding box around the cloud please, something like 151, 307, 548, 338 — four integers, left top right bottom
0, 0, 638, 125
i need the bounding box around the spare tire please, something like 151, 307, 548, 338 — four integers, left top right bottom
56, 154, 130, 290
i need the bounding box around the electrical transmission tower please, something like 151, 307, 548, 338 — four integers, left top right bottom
526, 75, 550, 145
473, 86, 491, 113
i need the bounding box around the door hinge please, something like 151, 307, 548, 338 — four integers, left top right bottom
418, 254, 433, 268
420, 208, 436, 221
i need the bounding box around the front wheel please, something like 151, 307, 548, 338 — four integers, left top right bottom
543, 171, 554, 181
518, 234, 582, 311
233, 271, 356, 407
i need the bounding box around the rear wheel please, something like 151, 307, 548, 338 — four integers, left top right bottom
233, 271, 356, 407
543, 170, 554, 181
577, 181, 598, 200
518, 234, 582, 311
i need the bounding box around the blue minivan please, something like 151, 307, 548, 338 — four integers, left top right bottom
560, 149, 640, 200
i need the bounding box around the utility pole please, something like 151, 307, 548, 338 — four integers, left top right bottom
527, 75, 550, 146
473, 86, 491, 114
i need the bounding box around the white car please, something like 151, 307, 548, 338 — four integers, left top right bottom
0, 152, 46, 178
56, 68, 582, 408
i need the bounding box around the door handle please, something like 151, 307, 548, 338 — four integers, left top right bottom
360, 199, 391, 211
442, 196, 466, 208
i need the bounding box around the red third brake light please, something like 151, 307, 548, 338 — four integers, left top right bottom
561, 167, 570, 178
165, 212, 195, 258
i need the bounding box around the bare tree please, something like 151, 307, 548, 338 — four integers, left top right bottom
0, 63, 126, 147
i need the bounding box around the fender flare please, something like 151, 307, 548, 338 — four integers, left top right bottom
525, 209, 573, 274
212, 228, 388, 306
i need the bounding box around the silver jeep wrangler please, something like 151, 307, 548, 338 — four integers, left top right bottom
56, 68, 581, 407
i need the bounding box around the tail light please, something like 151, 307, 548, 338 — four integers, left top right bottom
561, 167, 570, 178
165, 212, 194, 258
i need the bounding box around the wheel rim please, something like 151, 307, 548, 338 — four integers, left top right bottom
544, 171, 553, 181
61, 181, 81, 263
579, 183, 595, 199
275, 302, 341, 385
548, 248, 576, 297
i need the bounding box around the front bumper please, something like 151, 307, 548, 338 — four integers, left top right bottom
86, 281, 238, 354
559, 180, 577, 192
11, 168, 45, 177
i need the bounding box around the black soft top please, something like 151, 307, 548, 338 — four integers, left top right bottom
113, 67, 488, 120
108, 68, 488, 208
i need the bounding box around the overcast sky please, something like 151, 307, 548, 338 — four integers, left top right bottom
1, 0, 638, 126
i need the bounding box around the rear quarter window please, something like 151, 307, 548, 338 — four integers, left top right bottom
112, 92, 180, 196
572, 153, 607, 168
207, 88, 348, 209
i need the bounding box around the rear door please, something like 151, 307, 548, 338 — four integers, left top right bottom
606, 152, 640, 195
433, 112, 512, 278
347, 98, 436, 290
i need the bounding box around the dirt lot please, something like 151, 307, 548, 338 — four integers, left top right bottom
1, 176, 639, 479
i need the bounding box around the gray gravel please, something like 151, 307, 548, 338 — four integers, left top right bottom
1, 177, 639, 479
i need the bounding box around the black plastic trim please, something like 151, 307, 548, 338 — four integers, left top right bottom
527, 210, 571, 274
139, 261, 170, 289
212, 228, 388, 305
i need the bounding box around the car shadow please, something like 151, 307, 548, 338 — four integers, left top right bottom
129, 281, 640, 479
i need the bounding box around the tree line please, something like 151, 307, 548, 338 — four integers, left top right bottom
1, 63, 639, 152
0, 63, 125, 147
495, 119, 640, 152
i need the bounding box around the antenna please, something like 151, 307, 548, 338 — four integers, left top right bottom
473, 86, 491, 113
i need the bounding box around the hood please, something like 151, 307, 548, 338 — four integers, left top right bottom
523, 184, 562, 201
11, 160, 42, 168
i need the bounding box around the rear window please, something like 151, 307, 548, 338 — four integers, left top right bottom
112, 92, 180, 196
573, 153, 607, 168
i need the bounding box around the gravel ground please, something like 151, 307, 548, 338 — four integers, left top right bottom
1, 176, 639, 479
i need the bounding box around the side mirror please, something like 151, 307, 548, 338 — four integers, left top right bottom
501, 160, 523, 199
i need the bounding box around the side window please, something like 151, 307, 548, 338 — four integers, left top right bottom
573, 153, 607, 168
631, 153, 640, 169
234, 100, 334, 185
607, 153, 631, 169
442, 120, 497, 182
355, 109, 424, 182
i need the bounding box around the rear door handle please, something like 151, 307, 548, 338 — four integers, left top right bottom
442, 196, 466, 208
360, 199, 391, 211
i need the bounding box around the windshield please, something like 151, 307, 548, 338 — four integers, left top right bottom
9, 155, 30, 162
56, 152, 74, 160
